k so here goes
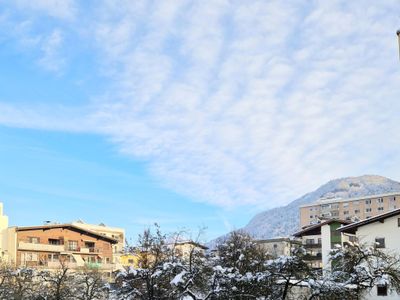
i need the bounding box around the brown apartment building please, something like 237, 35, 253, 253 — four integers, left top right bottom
7, 223, 118, 274
299, 192, 400, 228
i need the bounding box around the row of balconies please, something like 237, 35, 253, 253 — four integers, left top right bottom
18, 241, 101, 253
22, 260, 117, 270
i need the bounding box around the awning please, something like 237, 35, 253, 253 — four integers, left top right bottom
72, 254, 85, 267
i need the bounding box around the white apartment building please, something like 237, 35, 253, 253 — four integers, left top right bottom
339, 208, 400, 299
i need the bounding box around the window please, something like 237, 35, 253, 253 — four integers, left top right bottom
309, 207, 313, 211
306, 239, 315, 245
343, 202, 349, 208
378, 207, 384, 211
398, 218, 400, 227
24, 252, 38, 262
128, 259, 134, 264
365, 199, 372, 205
377, 285, 388, 296
354, 209, 360, 214
310, 215, 314, 219
49, 239, 62, 245
28, 237, 40, 244
48, 254, 59, 262
343, 211, 349, 215
375, 238, 385, 248
321, 204, 330, 210
318, 238, 322, 244
273, 244, 278, 249
377, 198, 384, 204
68, 240, 78, 251
84, 241, 95, 248
366, 208, 372, 213
105, 257, 110, 264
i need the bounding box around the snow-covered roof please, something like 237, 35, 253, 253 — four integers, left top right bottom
293, 219, 351, 237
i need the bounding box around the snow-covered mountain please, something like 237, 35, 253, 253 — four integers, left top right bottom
212, 175, 400, 245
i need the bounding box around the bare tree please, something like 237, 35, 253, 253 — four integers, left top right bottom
39, 261, 74, 300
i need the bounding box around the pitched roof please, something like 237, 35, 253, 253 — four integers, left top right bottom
293, 219, 351, 237
338, 208, 400, 234
16, 224, 118, 243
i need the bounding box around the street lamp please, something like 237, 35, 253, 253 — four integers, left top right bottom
397, 29, 400, 60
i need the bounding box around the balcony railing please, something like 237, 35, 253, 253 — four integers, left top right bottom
67, 247, 101, 253
19, 242, 101, 254
85, 262, 116, 270
21, 261, 78, 269
19, 242, 64, 252
303, 243, 322, 249
303, 254, 322, 261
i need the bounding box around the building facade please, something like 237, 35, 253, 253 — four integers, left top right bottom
255, 238, 301, 257
300, 192, 400, 227
293, 220, 350, 271
9, 224, 118, 274
71, 220, 125, 264
339, 208, 400, 299
0, 203, 9, 261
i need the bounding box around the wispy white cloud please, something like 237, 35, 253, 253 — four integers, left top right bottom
0, 102, 97, 133
1, 0, 400, 209
37, 29, 64, 72
14, 0, 77, 21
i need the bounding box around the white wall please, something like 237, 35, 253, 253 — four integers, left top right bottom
355, 215, 400, 299
356, 216, 400, 253
321, 224, 331, 272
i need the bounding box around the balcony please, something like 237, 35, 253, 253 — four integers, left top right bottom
85, 262, 117, 271
303, 253, 322, 261
19, 242, 64, 252
46, 261, 78, 269
303, 243, 322, 249
19, 242, 101, 254
67, 247, 101, 254
21, 261, 78, 269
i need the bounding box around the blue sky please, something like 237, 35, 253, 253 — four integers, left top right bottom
0, 0, 400, 242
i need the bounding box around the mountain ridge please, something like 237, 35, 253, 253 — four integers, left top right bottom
211, 175, 400, 245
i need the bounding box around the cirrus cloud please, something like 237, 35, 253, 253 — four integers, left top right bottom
1, 0, 400, 208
